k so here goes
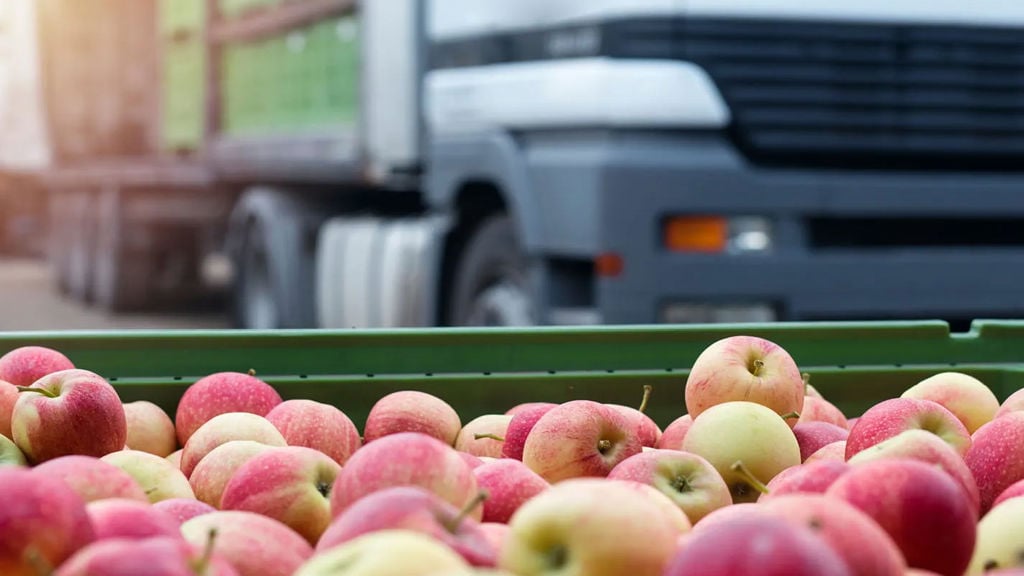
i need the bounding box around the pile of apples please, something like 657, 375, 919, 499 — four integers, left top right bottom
3, 335, 1024, 576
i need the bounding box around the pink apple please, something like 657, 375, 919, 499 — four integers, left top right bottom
826, 458, 976, 576
55, 536, 239, 576
362, 390, 462, 445
174, 371, 282, 446
501, 403, 556, 461
101, 449, 196, 503
759, 460, 850, 501
691, 502, 766, 533
901, 372, 1000, 434
478, 523, 510, 554
11, 369, 126, 463
0, 379, 17, 439
607, 385, 662, 447
152, 498, 216, 526
265, 399, 360, 466
0, 346, 75, 386
663, 514, 852, 576
992, 478, 1024, 510
330, 431, 479, 519
684, 335, 804, 427
793, 422, 849, 462
805, 440, 847, 464
166, 449, 182, 469
608, 449, 731, 524
86, 498, 181, 541
522, 400, 642, 483
459, 451, 486, 469
656, 415, 692, 451
317, 486, 495, 567
996, 388, 1024, 419
189, 440, 277, 507
123, 401, 177, 457
455, 414, 513, 458
32, 455, 148, 503
220, 446, 341, 545
180, 412, 287, 478
506, 402, 557, 417
0, 468, 95, 575
844, 398, 971, 460
797, 396, 849, 429
965, 411, 1024, 513
180, 511, 313, 576
472, 459, 549, 524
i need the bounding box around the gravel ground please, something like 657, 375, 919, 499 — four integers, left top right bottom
0, 258, 229, 331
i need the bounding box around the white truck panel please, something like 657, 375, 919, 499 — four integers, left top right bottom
0, 0, 51, 171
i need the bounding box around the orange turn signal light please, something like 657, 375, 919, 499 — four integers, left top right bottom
595, 252, 624, 278
664, 216, 728, 253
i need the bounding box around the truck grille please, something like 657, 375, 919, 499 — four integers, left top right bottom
681, 19, 1024, 169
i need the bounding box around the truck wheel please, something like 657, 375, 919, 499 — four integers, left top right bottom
92, 187, 151, 312
67, 192, 96, 303
449, 215, 535, 327
233, 219, 281, 330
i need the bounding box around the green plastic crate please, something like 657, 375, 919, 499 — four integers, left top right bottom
160, 0, 206, 37
2, 320, 1024, 430
161, 38, 207, 152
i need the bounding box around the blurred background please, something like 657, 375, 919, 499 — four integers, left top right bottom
2, 0, 1024, 332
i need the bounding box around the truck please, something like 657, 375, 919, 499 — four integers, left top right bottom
3, 0, 1024, 330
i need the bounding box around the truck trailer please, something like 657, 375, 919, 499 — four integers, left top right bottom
4, 0, 1024, 330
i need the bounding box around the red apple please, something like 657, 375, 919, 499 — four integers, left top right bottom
793, 422, 849, 462
472, 459, 549, 524
826, 458, 976, 576
317, 486, 495, 567
174, 371, 282, 446
11, 369, 126, 463
759, 460, 850, 500
506, 402, 556, 417
189, 440, 277, 508
455, 414, 513, 458
996, 388, 1024, 419
478, 523, 510, 554
797, 396, 849, 429
32, 455, 148, 503
330, 431, 479, 519
501, 403, 557, 461
656, 415, 692, 451
0, 379, 17, 438
607, 385, 662, 447
901, 372, 1000, 434
459, 451, 486, 470
56, 536, 239, 576
86, 498, 181, 541
0, 346, 74, 386
845, 398, 971, 460
0, 468, 95, 576
993, 478, 1024, 510
965, 411, 1024, 513
220, 446, 341, 545
123, 401, 177, 457
152, 498, 216, 526
684, 335, 804, 427
362, 391, 462, 446
805, 440, 847, 464
265, 399, 360, 466
608, 448, 731, 524
102, 449, 195, 503
180, 412, 287, 478
180, 511, 313, 576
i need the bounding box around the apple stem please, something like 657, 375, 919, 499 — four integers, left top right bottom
598, 439, 613, 454
730, 461, 770, 495
802, 372, 811, 394
15, 386, 57, 398
474, 433, 505, 442
25, 547, 54, 576
190, 528, 218, 575
638, 385, 653, 414
444, 491, 489, 533
247, 369, 256, 377
779, 411, 800, 421
750, 358, 765, 377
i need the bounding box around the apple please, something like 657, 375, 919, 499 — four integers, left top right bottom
152, 498, 216, 526
455, 414, 513, 458
967, 497, 1024, 575
826, 458, 976, 576
296, 530, 470, 576
189, 440, 277, 508
0, 434, 26, 467
0, 379, 17, 438
0, 468, 95, 576
656, 415, 692, 451
86, 498, 182, 541
844, 398, 971, 460
684, 335, 804, 426
848, 428, 980, 516
797, 396, 849, 429
174, 371, 282, 446
901, 372, 1000, 434
478, 523, 510, 554
32, 455, 148, 503
317, 486, 495, 567
181, 511, 313, 576
473, 459, 549, 524
804, 381, 824, 399
501, 403, 557, 461
0, 345, 75, 386
758, 493, 906, 576
499, 478, 685, 576
965, 412, 1024, 513
362, 391, 462, 446
758, 460, 850, 500
682, 401, 801, 503
996, 388, 1024, 419
805, 440, 847, 463
220, 446, 341, 545
265, 399, 361, 466
662, 514, 852, 576
606, 385, 662, 447
459, 451, 486, 469
101, 449, 196, 503
11, 369, 126, 463
180, 412, 287, 478
522, 400, 642, 483
611, 480, 693, 532
793, 421, 849, 461
167, 449, 182, 468
330, 431, 479, 520
608, 448, 731, 524
123, 401, 177, 457
55, 536, 239, 576
506, 402, 557, 417
993, 478, 1024, 510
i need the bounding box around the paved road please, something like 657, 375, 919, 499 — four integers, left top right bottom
0, 258, 229, 331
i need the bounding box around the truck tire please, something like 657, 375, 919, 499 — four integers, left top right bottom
67, 191, 96, 303
232, 218, 282, 330
92, 186, 151, 312
449, 214, 535, 327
